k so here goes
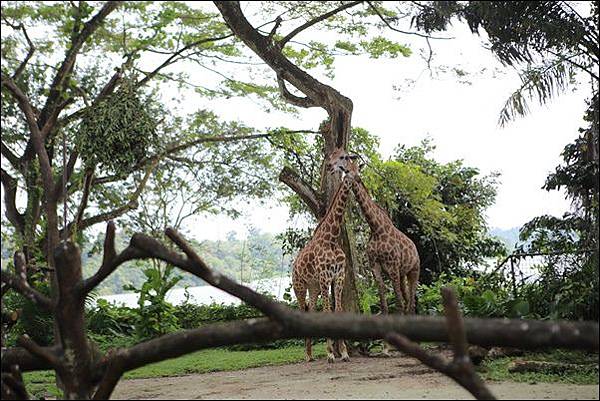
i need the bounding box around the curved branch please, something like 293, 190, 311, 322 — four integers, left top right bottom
276, 75, 318, 108
0, 168, 25, 235
1, 270, 52, 312
279, 166, 323, 217
1, 142, 21, 171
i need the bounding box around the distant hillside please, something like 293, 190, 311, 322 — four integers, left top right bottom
2, 230, 291, 296
489, 226, 521, 251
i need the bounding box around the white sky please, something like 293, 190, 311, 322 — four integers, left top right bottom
1, 2, 592, 243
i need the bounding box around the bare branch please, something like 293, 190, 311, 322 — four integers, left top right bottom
0, 76, 54, 195
73, 157, 159, 233
1, 256, 52, 311
0, 168, 25, 235
137, 33, 234, 87
1, 17, 36, 80
16, 335, 62, 370
37, 1, 121, 130
81, 222, 145, 294
278, 1, 364, 47
279, 166, 323, 217
276, 75, 318, 108
73, 169, 93, 231
92, 131, 292, 187
387, 287, 496, 400
442, 287, 469, 360
92, 351, 125, 400
1, 142, 21, 171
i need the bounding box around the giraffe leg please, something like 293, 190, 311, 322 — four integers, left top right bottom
371, 262, 389, 315
371, 263, 391, 356
391, 272, 407, 315
294, 283, 311, 362
305, 286, 319, 362
400, 274, 410, 313
333, 267, 350, 362
319, 278, 336, 363
407, 267, 420, 315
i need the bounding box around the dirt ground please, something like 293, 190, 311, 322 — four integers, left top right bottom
112, 354, 600, 400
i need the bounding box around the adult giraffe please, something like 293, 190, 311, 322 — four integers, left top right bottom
327, 148, 420, 353
292, 163, 356, 363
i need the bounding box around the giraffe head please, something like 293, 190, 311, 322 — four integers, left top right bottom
326, 148, 360, 178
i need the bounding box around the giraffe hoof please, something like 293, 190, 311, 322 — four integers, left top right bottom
341, 355, 350, 362
305, 356, 315, 362
327, 355, 335, 364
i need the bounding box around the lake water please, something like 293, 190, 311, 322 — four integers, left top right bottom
97, 276, 293, 307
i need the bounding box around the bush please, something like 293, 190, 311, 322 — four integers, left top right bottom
86, 299, 136, 337
417, 272, 530, 318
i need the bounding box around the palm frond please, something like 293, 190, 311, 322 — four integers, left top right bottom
498, 57, 576, 127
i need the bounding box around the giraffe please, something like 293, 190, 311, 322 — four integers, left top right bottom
292, 166, 356, 363
327, 148, 420, 353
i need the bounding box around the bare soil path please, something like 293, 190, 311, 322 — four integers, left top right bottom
112, 355, 599, 400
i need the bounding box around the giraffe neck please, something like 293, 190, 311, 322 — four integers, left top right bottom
315, 175, 353, 240
352, 176, 390, 230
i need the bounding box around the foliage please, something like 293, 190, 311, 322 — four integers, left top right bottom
86, 298, 137, 337
174, 298, 263, 330
123, 264, 182, 340
364, 138, 506, 283
76, 77, 159, 176
517, 93, 598, 321
481, 349, 599, 385
417, 272, 530, 318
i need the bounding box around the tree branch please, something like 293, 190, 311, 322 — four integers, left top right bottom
279, 166, 324, 217
37, 1, 121, 130
16, 335, 62, 370
1, 17, 36, 80
73, 169, 93, 232
1, 253, 52, 311
1, 365, 29, 400
81, 222, 145, 294
1, 142, 22, 171
276, 75, 318, 108
71, 157, 159, 233
366, 1, 453, 40
0, 168, 25, 235
387, 287, 496, 400
278, 1, 364, 47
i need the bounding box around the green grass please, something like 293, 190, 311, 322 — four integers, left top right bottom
23, 344, 326, 398
479, 349, 599, 385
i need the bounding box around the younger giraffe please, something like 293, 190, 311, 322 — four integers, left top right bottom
292, 168, 355, 363
328, 149, 420, 350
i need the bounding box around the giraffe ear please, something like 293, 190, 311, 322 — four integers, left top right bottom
358, 163, 365, 170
